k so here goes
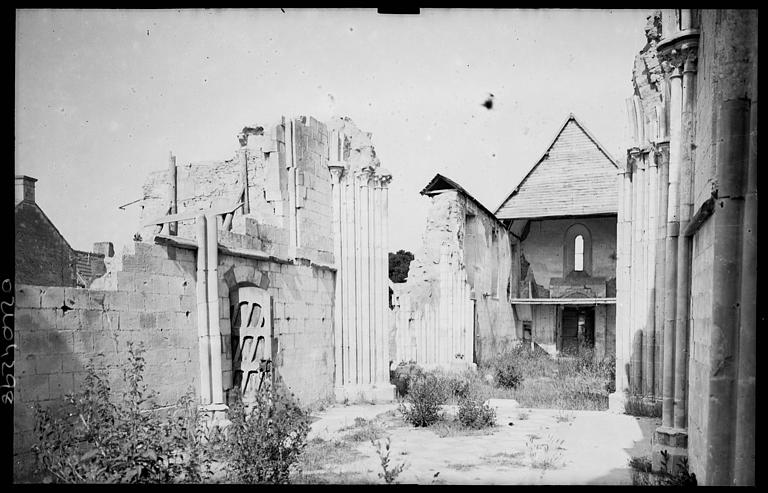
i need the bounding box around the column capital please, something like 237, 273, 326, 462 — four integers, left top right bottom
659, 44, 698, 78
328, 164, 345, 183
652, 141, 670, 168
377, 168, 393, 187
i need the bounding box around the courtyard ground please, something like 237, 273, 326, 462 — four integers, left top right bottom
294, 399, 659, 485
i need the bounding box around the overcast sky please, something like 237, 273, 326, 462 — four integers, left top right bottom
15, 8, 650, 256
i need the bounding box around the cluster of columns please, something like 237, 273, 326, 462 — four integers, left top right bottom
392, 246, 475, 366
615, 11, 701, 475
329, 131, 394, 401
615, 35, 699, 429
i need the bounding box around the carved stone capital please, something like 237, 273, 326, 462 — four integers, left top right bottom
328, 164, 345, 183
377, 168, 393, 187
659, 49, 685, 77
652, 141, 670, 168
683, 49, 698, 74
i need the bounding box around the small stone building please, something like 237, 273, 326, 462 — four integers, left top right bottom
496, 114, 619, 359
15, 176, 108, 288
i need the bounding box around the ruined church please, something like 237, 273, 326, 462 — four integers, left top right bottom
392, 114, 619, 366
13, 8, 755, 486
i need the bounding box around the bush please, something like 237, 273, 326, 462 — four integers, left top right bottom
32, 343, 210, 483
390, 362, 424, 398
494, 359, 524, 390
225, 384, 311, 484
456, 394, 496, 429
398, 374, 445, 427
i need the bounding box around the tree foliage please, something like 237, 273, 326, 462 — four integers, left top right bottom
388, 250, 414, 283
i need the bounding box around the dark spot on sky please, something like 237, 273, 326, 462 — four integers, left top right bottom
492, 153, 496, 158
482, 93, 495, 110
281, 8, 285, 13
146, 29, 150, 36
350, 27, 354, 32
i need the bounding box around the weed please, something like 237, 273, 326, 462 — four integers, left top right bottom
624, 396, 662, 418
555, 410, 574, 423
628, 453, 697, 486
526, 434, 565, 471
517, 411, 530, 420
31, 342, 211, 484
339, 417, 388, 443
457, 394, 497, 429
371, 437, 407, 484
398, 374, 445, 427
446, 462, 477, 471
224, 384, 311, 484
298, 437, 363, 474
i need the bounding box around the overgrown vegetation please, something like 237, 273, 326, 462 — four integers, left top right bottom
628, 453, 697, 486
32, 343, 211, 483
526, 434, 565, 471
624, 396, 662, 418
398, 373, 445, 427
480, 342, 615, 410
340, 417, 388, 443
456, 392, 497, 429
224, 385, 311, 484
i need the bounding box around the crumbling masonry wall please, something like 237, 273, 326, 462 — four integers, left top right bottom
393, 189, 516, 367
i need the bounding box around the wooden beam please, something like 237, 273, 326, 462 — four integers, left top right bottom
509, 297, 616, 305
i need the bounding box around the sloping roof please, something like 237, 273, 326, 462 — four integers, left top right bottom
421, 173, 499, 220
494, 114, 620, 220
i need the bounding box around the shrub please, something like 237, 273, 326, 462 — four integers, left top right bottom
225, 384, 311, 484
456, 394, 496, 429
494, 359, 524, 390
390, 362, 424, 398
32, 343, 211, 483
398, 374, 445, 427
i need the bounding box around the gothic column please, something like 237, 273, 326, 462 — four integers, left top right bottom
329, 164, 345, 389
660, 52, 683, 429
674, 47, 698, 429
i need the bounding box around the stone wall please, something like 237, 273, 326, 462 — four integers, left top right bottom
13, 241, 199, 479
393, 189, 517, 367
519, 216, 617, 288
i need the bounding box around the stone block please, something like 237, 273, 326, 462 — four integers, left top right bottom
103, 291, 129, 311
133, 273, 152, 291
80, 310, 103, 330
34, 353, 63, 375
167, 278, 187, 296
14, 402, 36, 434
156, 312, 174, 330
40, 286, 65, 309
49, 373, 74, 398
116, 271, 135, 291
24, 374, 50, 401
15, 286, 42, 309
102, 311, 120, 332
180, 295, 197, 313
47, 331, 74, 354
73, 331, 94, 353
119, 311, 140, 332
14, 307, 52, 332
128, 292, 146, 312
139, 312, 157, 329
151, 276, 169, 295
93, 333, 118, 355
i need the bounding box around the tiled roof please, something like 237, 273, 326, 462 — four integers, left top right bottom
495, 114, 619, 220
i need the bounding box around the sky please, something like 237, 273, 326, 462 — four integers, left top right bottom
15, 8, 650, 256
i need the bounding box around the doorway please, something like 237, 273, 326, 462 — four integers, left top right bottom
561, 306, 595, 355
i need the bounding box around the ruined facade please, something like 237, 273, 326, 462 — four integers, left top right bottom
392, 174, 515, 367
13, 115, 395, 478
615, 9, 756, 485
497, 115, 618, 359
392, 115, 619, 367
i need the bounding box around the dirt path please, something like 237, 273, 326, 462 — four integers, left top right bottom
299, 399, 658, 485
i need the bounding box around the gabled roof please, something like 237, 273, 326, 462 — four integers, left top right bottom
421, 173, 498, 221
15, 200, 75, 252
494, 114, 620, 220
